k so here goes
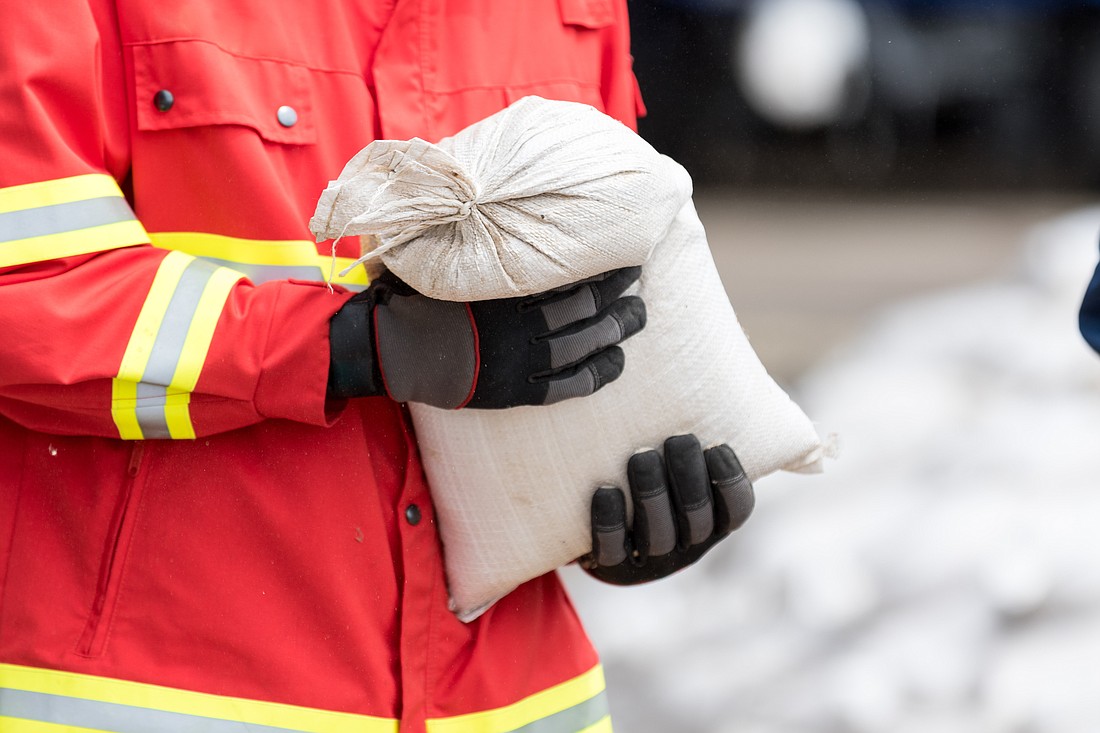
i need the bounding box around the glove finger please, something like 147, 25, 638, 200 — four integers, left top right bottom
664, 434, 714, 549
586, 265, 643, 304
542, 295, 646, 370
627, 450, 677, 559
705, 444, 755, 536
533, 266, 641, 332
540, 347, 624, 404
590, 486, 631, 567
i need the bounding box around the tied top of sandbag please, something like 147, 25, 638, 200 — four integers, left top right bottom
309, 96, 693, 301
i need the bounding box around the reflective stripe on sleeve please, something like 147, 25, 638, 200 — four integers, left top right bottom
0, 715, 106, 732
426, 665, 612, 733
111, 250, 243, 440
0, 664, 397, 733
150, 232, 369, 291
0, 174, 150, 267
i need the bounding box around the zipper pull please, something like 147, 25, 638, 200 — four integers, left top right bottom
127, 442, 145, 477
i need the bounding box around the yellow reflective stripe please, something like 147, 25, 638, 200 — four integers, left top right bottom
110, 251, 191, 440
426, 665, 608, 733
116, 250, 192, 384
0, 220, 149, 269
150, 231, 369, 287
109, 380, 141, 441
0, 664, 397, 733
172, 265, 241, 391
0, 175, 149, 268
0, 173, 122, 214
111, 251, 243, 440
161, 389, 195, 440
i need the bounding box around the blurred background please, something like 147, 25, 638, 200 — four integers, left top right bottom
563, 1, 1100, 731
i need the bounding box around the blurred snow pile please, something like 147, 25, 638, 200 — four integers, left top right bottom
563, 207, 1100, 733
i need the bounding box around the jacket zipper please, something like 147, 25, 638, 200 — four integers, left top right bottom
76, 441, 146, 657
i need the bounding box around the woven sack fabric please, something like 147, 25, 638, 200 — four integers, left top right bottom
311, 96, 691, 300
310, 97, 827, 621
412, 201, 826, 620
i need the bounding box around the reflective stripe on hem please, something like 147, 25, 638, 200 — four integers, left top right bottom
111, 250, 243, 439
0, 175, 149, 267
426, 665, 611, 733
150, 232, 369, 289
0, 664, 397, 733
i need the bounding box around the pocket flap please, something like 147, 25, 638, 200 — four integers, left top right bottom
133, 40, 315, 145
559, 0, 615, 28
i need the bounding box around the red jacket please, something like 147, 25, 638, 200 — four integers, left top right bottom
0, 2, 642, 731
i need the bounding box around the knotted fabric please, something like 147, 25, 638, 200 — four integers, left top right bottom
310, 97, 691, 301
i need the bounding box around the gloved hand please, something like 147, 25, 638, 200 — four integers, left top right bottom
328, 267, 646, 409
583, 434, 755, 585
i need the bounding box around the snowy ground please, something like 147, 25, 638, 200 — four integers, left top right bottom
563, 206, 1100, 733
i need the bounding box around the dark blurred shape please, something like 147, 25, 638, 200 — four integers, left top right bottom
630, 0, 1100, 190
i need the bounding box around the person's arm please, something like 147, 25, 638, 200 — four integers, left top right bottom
0, 2, 353, 439
1080, 256, 1100, 355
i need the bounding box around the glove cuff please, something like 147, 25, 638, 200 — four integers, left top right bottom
327, 293, 386, 399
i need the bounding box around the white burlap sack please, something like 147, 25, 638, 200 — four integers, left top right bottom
311, 97, 829, 621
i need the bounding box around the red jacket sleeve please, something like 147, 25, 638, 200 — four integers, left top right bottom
0, 2, 352, 439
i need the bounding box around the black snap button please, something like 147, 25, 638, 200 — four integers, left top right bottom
153, 89, 174, 112
276, 105, 298, 128
405, 504, 422, 526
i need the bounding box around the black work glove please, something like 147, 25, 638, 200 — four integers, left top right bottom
582, 434, 755, 585
328, 267, 646, 409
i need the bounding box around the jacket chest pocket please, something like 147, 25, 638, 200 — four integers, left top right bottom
558, 0, 615, 28
132, 39, 316, 145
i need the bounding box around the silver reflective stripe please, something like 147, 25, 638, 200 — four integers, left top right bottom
0, 687, 311, 733
143, 259, 220, 385
130, 258, 220, 438
134, 382, 172, 439
0, 196, 135, 242
508, 691, 610, 733
192, 255, 324, 284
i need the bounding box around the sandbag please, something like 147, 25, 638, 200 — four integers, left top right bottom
310, 96, 691, 301
311, 97, 829, 621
